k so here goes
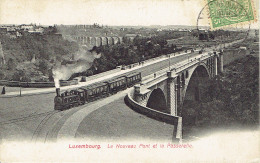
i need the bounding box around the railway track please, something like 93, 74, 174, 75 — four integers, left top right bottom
31, 110, 60, 142
0, 110, 59, 125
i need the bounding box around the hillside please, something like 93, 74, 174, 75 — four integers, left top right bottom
0, 34, 79, 82
182, 54, 259, 138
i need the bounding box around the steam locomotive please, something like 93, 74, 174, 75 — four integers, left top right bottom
54, 72, 141, 110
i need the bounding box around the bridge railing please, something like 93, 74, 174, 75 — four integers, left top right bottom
85, 67, 121, 81
140, 51, 217, 87
143, 74, 168, 88
140, 52, 214, 86
141, 68, 169, 83
173, 52, 214, 73
122, 48, 198, 71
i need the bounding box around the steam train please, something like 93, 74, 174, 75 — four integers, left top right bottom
54, 72, 141, 110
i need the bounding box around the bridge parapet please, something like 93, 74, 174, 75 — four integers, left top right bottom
139, 51, 218, 90
127, 89, 182, 142
173, 52, 218, 74
142, 71, 168, 87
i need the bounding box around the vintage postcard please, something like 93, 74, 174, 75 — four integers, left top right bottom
0, 0, 259, 162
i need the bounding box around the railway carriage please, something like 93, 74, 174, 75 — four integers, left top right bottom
75, 89, 86, 105
125, 72, 141, 87
106, 76, 127, 94
82, 82, 109, 102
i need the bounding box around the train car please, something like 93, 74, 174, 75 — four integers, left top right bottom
106, 76, 127, 94
125, 72, 141, 87
81, 82, 109, 102
77, 88, 87, 105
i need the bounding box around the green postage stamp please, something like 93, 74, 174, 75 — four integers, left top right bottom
207, 0, 256, 28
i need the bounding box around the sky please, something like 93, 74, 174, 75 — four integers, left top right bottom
0, 0, 258, 28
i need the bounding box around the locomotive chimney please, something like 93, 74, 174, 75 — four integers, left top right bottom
56, 88, 60, 97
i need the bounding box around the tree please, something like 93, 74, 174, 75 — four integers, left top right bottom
12, 70, 31, 82
48, 69, 54, 81
0, 71, 5, 79
38, 60, 48, 75
7, 58, 15, 70
209, 33, 215, 40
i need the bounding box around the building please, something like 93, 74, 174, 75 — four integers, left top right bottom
20, 24, 34, 31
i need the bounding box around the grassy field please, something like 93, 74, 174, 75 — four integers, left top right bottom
76, 96, 175, 141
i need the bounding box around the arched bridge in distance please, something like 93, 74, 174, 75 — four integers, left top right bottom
71, 36, 123, 47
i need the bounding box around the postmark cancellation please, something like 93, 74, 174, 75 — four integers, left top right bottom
204, 0, 257, 29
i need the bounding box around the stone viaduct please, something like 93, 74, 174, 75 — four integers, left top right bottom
133, 51, 223, 116
127, 50, 224, 141
72, 36, 123, 47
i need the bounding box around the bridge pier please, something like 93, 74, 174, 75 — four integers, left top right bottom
173, 117, 182, 142
177, 76, 184, 116
134, 85, 142, 102
133, 85, 149, 106
214, 53, 218, 76
219, 51, 224, 73
167, 71, 178, 116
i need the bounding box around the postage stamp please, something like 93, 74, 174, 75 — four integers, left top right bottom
206, 0, 257, 28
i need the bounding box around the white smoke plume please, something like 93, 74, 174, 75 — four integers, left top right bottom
52, 45, 101, 88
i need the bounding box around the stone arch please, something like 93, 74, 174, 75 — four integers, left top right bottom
107, 37, 114, 45
90, 37, 96, 46
112, 37, 119, 44
111, 37, 115, 45
80, 36, 84, 42
129, 37, 135, 42
180, 64, 211, 128
102, 37, 108, 45
96, 37, 102, 47
86, 37, 90, 44
82, 37, 87, 44
118, 37, 123, 44
182, 63, 210, 106
146, 88, 169, 113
